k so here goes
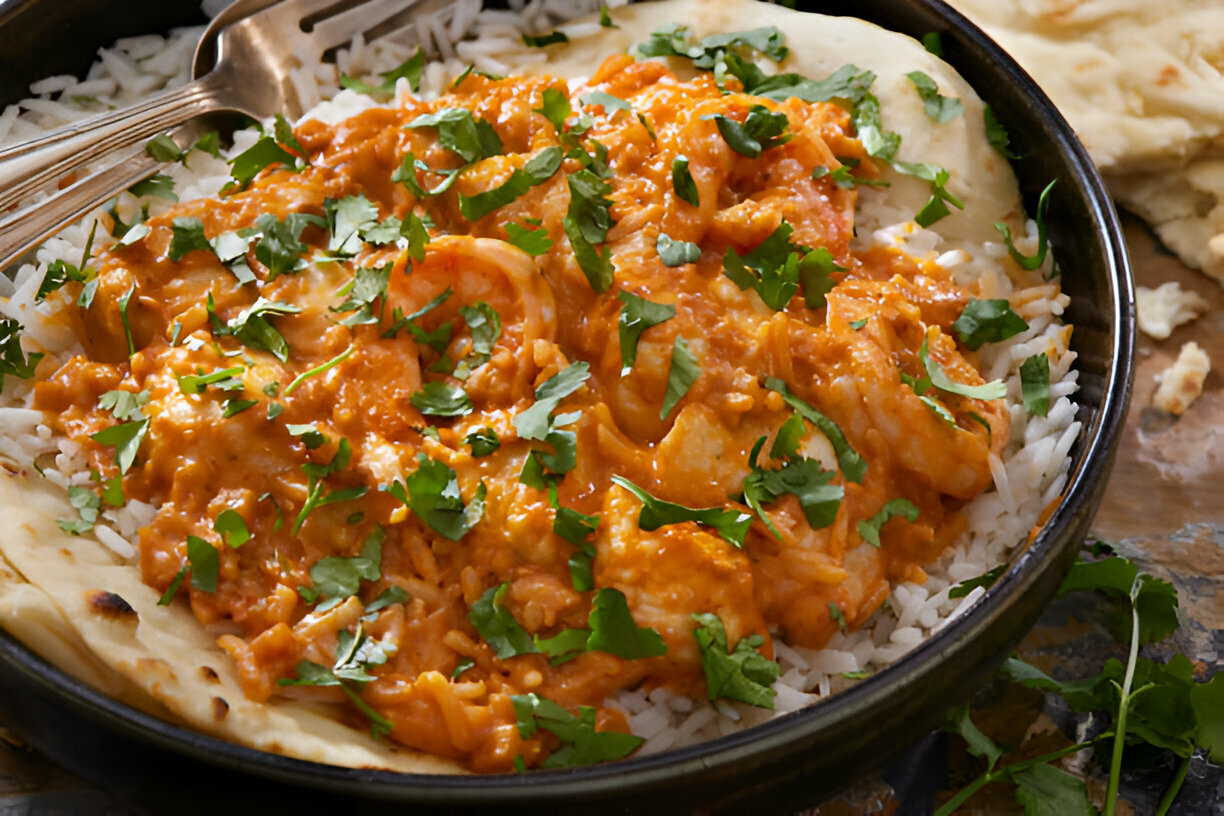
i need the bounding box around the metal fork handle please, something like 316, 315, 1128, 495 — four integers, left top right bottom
0, 139, 173, 272
0, 67, 237, 217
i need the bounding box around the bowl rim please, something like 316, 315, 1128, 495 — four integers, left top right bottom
0, 0, 1134, 807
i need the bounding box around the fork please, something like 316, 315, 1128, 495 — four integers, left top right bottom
0, 0, 456, 271
0, 0, 452, 218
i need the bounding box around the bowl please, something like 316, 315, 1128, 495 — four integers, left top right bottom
0, 0, 1133, 812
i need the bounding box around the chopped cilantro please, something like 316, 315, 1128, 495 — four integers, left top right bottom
949, 564, 1006, 599
459, 146, 562, 221
98, 389, 149, 421
611, 475, 751, 548
186, 534, 219, 592
299, 527, 383, 608
906, 71, 963, 123
382, 287, 450, 340
852, 92, 900, 161
691, 612, 779, 708
995, 180, 1056, 272
128, 173, 177, 201
454, 302, 502, 378
616, 291, 675, 375
216, 297, 301, 363
922, 32, 944, 57
253, 211, 324, 279
671, 155, 700, 207
953, 299, 1029, 350
405, 108, 503, 164
402, 453, 485, 540
278, 624, 394, 738
1020, 353, 1050, 417
581, 90, 631, 112
919, 333, 1007, 401
533, 87, 572, 131
857, 498, 920, 547
587, 587, 666, 659
451, 658, 475, 679
513, 362, 590, 441
512, 692, 644, 768
90, 419, 149, 475
0, 319, 41, 387
144, 133, 184, 163
178, 366, 244, 395
741, 435, 842, 536
464, 427, 501, 457
660, 336, 699, 420
894, 161, 964, 227
393, 152, 463, 199
765, 377, 866, 483
410, 381, 473, 416
213, 509, 250, 548
504, 222, 553, 256
811, 161, 889, 190
522, 30, 569, 48
326, 195, 380, 256
168, 216, 212, 261
983, 105, 1019, 160
705, 106, 791, 158
365, 585, 410, 617
564, 216, 615, 292
722, 220, 843, 311
56, 485, 101, 535
225, 129, 304, 192
333, 263, 391, 328
599, 4, 615, 27
469, 583, 536, 658
282, 342, 355, 396
828, 602, 848, 634
340, 49, 424, 95
656, 233, 700, 267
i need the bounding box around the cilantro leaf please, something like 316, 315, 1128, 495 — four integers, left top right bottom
706, 106, 791, 158
98, 389, 149, 422
765, 377, 866, 483
464, 427, 501, 457
365, 586, 411, 617
326, 194, 380, 256
586, 588, 667, 659
522, 30, 569, 48
906, 71, 963, 123
533, 87, 572, 131
857, 498, 919, 547
953, 299, 1029, 350
392, 152, 463, 199
616, 291, 674, 375
920, 334, 1006, 401
404, 453, 485, 540
581, 90, 631, 113
1190, 673, 1224, 762
742, 442, 843, 535
168, 217, 212, 261
894, 161, 964, 227
213, 509, 250, 548
945, 704, 1003, 770
995, 180, 1056, 272
90, 419, 149, 475
656, 233, 700, 267
226, 133, 302, 191
1012, 762, 1097, 816
691, 613, 779, 708
469, 583, 537, 659
612, 475, 751, 548
513, 362, 590, 441
1020, 353, 1050, 417
178, 366, 245, 395
252, 212, 323, 280
660, 336, 699, 420
852, 92, 900, 161
459, 146, 563, 221
216, 296, 301, 363
186, 534, 218, 592
56, 485, 101, 535
949, 564, 1007, 598
128, 173, 177, 201
410, 381, 473, 416
671, 155, 700, 207
333, 263, 391, 328
512, 693, 644, 768
984, 105, 1019, 160
504, 222, 553, 256
564, 215, 614, 292
302, 528, 383, 607
405, 108, 503, 164
340, 49, 424, 95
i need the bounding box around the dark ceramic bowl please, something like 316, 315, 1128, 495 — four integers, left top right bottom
0, 1, 1133, 812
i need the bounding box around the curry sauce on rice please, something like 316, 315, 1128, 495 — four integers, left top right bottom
0, 0, 1080, 774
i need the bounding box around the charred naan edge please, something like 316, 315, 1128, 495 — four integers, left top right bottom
0, 472, 466, 773
520, 0, 1026, 244
0, 0, 1027, 774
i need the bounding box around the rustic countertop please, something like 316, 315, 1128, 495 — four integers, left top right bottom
2, 216, 1221, 814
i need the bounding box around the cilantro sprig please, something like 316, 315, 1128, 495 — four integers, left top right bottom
278, 623, 394, 739
611, 475, 751, 548
512, 692, 644, 769
939, 546, 1219, 816
692, 613, 779, 709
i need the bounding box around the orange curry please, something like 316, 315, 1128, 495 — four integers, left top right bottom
35, 56, 1007, 771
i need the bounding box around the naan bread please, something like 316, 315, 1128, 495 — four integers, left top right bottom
0, 0, 1025, 772
945, 0, 1224, 283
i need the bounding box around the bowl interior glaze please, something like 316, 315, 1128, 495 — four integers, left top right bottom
0, 1, 1132, 812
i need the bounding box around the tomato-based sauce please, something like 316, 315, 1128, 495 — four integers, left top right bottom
34, 58, 1008, 771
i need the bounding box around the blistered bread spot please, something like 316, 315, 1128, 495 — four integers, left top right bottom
85, 590, 138, 622
212, 696, 229, 721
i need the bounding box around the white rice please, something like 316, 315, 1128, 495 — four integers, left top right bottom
0, 0, 1079, 759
